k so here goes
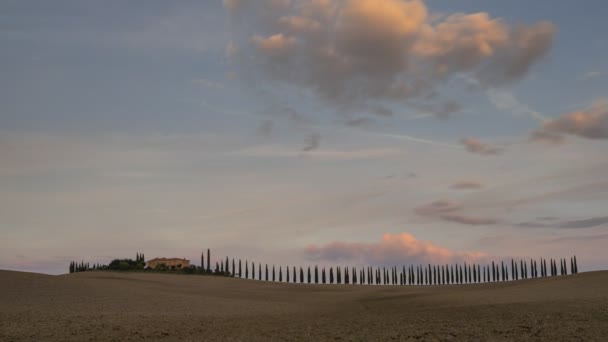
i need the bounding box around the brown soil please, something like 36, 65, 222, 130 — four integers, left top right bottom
1, 270, 607, 341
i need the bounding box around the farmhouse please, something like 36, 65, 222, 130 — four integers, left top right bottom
146, 257, 190, 270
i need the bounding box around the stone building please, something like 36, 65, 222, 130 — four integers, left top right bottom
146, 257, 190, 270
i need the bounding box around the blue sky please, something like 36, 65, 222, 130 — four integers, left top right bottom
1, 0, 607, 274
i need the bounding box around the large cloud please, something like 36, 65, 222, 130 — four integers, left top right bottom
227, 0, 555, 113
304, 232, 486, 265
535, 101, 608, 140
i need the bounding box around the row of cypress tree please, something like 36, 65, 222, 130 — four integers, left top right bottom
223, 255, 579, 285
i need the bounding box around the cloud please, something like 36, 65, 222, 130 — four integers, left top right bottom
223, 0, 245, 11
191, 78, 223, 89
345, 117, 375, 127
537, 101, 608, 139
485, 88, 546, 122
257, 120, 274, 137
461, 138, 502, 155
228, 0, 555, 111
415, 199, 461, 216
451, 181, 484, 189
301, 133, 321, 151
234, 144, 402, 160
415, 199, 499, 225
529, 130, 565, 145
438, 214, 499, 225
519, 216, 608, 229
579, 71, 608, 81
304, 233, 486, 265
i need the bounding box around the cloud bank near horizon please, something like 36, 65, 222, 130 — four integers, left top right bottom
304, 232, 487, 265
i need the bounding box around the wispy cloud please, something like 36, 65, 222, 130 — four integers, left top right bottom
461, 138, 502, 155
415, 199, 499, 225
579, 71, 608, 81
233, 144, 403, 161
451, 181, 484, 190
518, 216, 608, 229
485, 88, 546, 122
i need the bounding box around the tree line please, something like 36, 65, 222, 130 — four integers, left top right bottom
69, 250, 579, 286
219, 254, 579, 285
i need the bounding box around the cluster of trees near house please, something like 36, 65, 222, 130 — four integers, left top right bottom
69, 249, 580, 286
70, 253, 148, 273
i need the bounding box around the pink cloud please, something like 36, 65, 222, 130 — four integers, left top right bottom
304, 232, 486, 265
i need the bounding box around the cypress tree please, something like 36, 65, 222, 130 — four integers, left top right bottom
353, 267, 357, 285
266, 264, 269, 281
245, 260, 248, 279
215, 262, 220, 273
570, 257, 574, 274
314, 266, 318, 284
460, 264, 464, 284
201, 252, 204, 271
232, 259, 235, 276
225, 257, 229, 274
345, 267, 350, 284
471, 264, 476, 283
450, 265, 454, 284
272, 265, 276, 282
337, 266, 342, 284
511, 259, 515, 280
279, 266, 283, 282
556, 259, 560, 276
574, 255, 578, 273
238, 259, 242, 277
207, 249, 210, 271
469, 265, 473, 284
293, 266, 296, 283
300, 267, 304, 283
330, 267, 334, 284
321, 268, 326, 284
492, 261, 496, 282
220, 262, 224, 273
307, 266, 311, 283
258, 263, 261, 280
287, 266, 290, 283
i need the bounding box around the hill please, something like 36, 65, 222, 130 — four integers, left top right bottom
1, 270, 607, 341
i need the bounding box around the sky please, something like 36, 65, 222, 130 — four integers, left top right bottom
1, 0, 607, 275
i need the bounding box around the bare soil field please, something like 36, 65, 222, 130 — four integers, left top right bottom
1, 270, 607, 341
